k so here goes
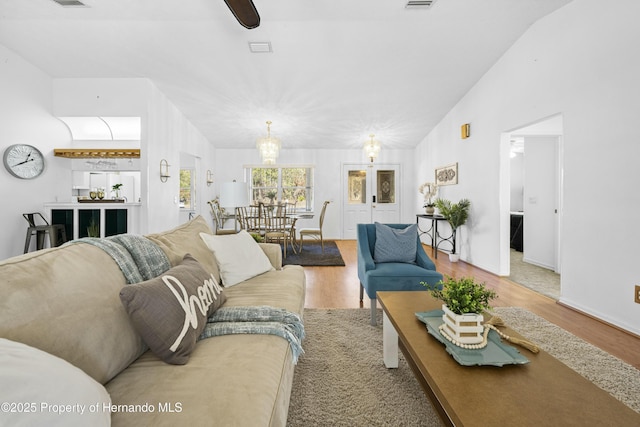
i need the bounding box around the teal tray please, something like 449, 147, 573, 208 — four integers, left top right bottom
415, 310, 529, 367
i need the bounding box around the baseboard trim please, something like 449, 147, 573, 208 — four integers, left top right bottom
557, 300, 640, 341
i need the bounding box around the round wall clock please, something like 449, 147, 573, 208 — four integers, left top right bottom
3, 144, 46, 179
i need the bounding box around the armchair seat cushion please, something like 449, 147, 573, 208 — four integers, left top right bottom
362, 262, 442, 299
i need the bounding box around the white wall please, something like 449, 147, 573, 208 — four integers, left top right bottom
0, 57, 215, 261
53, 78, 215, 234
415, 0, 640, 334
0, 43, 71, 260
213, 147, 416, 240
145, 83, 215, 233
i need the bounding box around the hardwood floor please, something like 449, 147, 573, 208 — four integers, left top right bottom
304, 240, 640, 369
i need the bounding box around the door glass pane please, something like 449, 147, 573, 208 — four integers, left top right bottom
348, 170, 367, 204
377, 170, 395, 204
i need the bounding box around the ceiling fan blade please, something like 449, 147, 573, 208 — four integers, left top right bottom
223, 0, 260, 29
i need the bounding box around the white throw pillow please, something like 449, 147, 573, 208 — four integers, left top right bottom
200, 230, 274, 287
0, 338, 112, 427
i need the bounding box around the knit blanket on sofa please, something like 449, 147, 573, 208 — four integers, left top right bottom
68, 235, 171, 284
200, 306, 305, 364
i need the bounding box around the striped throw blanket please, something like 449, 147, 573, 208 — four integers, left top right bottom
68, 235, 171, 284
199, 306, 305, 364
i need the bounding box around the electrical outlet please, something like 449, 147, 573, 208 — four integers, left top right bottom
635, 285, 640, 304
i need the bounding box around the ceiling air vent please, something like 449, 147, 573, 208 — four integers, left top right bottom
405, 0, 437, 9
50, 0, 88, 7
248, 42, 272, 53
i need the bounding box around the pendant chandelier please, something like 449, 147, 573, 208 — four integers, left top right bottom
256, 120, 280, 164
363, 134, 381, 164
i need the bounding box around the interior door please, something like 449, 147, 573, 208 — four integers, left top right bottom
372, 165, 400, 223
523, 136, 558, 271
342, 163, 400, 239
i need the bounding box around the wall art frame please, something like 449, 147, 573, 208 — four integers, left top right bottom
435, 162, 458, 186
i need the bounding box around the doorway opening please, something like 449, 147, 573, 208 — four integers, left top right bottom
503, 114, 563, 299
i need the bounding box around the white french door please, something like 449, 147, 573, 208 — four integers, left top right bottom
342, 163, 400, 239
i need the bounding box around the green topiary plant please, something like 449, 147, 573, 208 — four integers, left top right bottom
434, 198, 470, 256
424, 275, 497, 315
434, 198, 470, 231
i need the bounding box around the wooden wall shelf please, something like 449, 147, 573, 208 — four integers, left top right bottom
54, 148, 140, 159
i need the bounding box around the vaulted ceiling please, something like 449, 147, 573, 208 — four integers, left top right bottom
0, 0, 572, 149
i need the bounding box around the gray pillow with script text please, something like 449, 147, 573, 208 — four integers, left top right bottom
119, 254, 226, 365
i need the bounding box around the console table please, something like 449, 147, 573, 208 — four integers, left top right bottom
377, 291, 640, 426
416, 214, 454, 259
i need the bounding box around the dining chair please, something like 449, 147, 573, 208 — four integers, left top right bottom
298, 200, 330, 252
263, 203, 294, 257
280, 202, 298, 240
237, 204, 264, 236
207, 200, 235, 235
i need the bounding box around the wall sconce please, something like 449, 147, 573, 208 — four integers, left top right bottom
160, 159, 170, 182
461, 123, 471, 139
206, 170, 214, 186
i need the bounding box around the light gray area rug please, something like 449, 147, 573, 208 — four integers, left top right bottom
508, 249, 560, 300
491, 307, 640, 413
287, 309, 442, 427
287, 308, 640, 426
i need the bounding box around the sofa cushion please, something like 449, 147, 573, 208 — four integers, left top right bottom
105, 264, 306, 427
146, 215, 221, 283
373, 222, 418, 263
119, 254, 225, 365
0, 338, 111, 427
0, 243, 145, 385
200, 230, 274, 287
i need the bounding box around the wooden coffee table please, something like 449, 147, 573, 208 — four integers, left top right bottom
377, 291, 640, 427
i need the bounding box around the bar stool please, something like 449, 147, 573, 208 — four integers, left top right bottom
23, 212, 67, 253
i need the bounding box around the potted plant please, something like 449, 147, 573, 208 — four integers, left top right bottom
418, 182, 438, 215
87, 217, 100, 237
112, 183, 123, 200
433, 198, 470, 262
424, 275, 497, 345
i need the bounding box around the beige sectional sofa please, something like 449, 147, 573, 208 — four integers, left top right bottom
0, 216, 306, 426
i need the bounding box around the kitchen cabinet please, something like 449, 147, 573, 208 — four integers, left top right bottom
45, 202, 140, 240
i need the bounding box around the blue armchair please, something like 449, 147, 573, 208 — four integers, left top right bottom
357, 223, 443, 325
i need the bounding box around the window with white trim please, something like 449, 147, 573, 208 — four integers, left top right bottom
247, 166, 314, 212
179, 168, 196, 209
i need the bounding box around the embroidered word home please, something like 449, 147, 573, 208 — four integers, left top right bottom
163, 273, 223, 352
